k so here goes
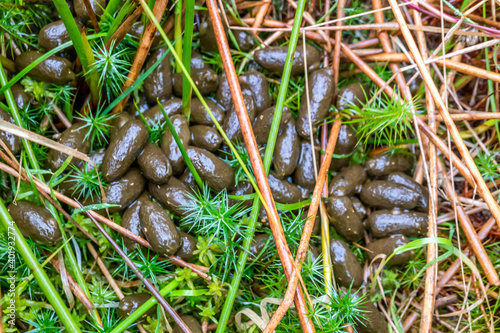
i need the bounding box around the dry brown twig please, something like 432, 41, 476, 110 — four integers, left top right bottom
356, 53, 500, 84
251, 0, 272, 36
81, 0, 100, 32
436, 159, 499, 285
411, 9, 439, 332
105, 5, 143, 49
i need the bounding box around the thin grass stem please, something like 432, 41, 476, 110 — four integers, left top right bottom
52, 0, 94, 76
137, 0, 268, 210
158, 102, 203, 188
105, 0, 124, 18
174, 0, 183, 73
104, 1, 136, 43
182, 0, 195, 118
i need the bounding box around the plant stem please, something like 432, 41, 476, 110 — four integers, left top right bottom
49, 0, 100, 103
52, 0, 89, 72
158, 102, 204, 188
484, 44, 500, 143
104, 0, 137, 43
0, 198, 83, 333
174, 0, 183, 73
105, 0, 124, 18
216, 0, 310, 329
110, 279, 180, 333
182, 0, 195, 118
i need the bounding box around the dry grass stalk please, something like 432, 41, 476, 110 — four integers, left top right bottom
437, 161, 500, 285
87, 243, 124, 298
387, 0, 500, 252
52, 103, 72, 128
359, 51, 500, 84
0, 119, 93, 165
87, 243, 151, 333
105, 6, 143, 49
252, 0, 272, 35
411, 9, 439, 333
48, 253, 95, 312
332, 0, 345, 90
417, 112, 500, 121
81, 0, 100, 32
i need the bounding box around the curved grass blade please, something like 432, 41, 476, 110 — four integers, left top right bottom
52, 0, 92, 72
158, 101, 203, 189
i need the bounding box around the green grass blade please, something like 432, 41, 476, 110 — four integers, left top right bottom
104, 1, 136, 42
0, 62, 41, 170
0, 199, 83, 333
53, 0, 101, 103
157, 101, 203, 188
52, 0, 91, 72
105, 0, 125, 18
110, 279, 180, 333
182, 0, 195, 117
49, 156, 73, 187
174, 0, 183, 73
81, 32, 100, 105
